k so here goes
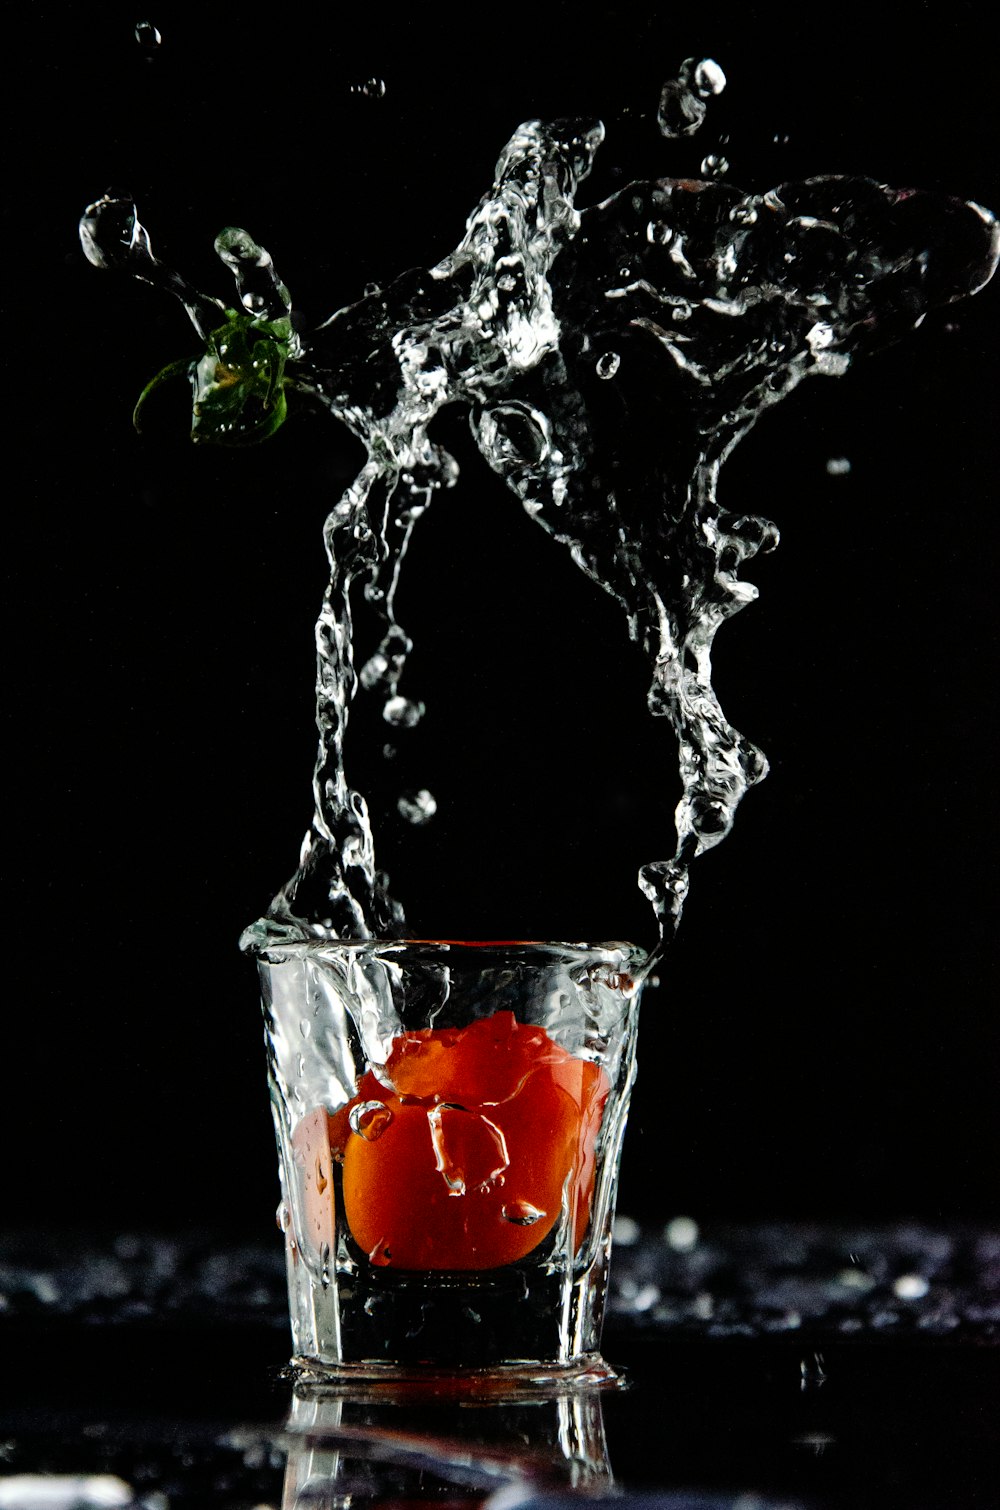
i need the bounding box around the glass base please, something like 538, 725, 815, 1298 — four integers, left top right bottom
288, 1353, 624, 1398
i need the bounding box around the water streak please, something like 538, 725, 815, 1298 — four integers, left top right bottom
80, 99, 999, 960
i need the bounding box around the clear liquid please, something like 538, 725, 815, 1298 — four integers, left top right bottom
79, 82, 999, 959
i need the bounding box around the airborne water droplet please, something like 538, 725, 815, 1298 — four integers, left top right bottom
134, 20, 161, 48
383, 694, 424, 728
360, 651, 389, 689
363, 77, 386, 98
397, 788, 437, 824
657, 78, 707, 139
826, 456, 852, 476
691, 58, 727, 98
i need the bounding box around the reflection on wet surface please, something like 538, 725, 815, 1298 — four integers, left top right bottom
279, 1384, 612, 1508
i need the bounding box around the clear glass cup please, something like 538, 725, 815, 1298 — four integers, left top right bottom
247, 936, 645, 1384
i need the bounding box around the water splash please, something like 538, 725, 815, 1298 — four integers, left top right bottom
80, 92, 999, 958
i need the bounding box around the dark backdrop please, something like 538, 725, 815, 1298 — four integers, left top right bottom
7, 3, 997, 1235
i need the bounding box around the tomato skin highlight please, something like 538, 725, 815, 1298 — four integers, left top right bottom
330, 1013, 609, 1271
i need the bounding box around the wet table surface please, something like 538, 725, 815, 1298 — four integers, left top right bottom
2, 1221, 997, 1509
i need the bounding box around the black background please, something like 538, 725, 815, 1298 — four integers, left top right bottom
7, 2, 998, 1236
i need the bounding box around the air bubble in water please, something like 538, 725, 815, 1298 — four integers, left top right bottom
596, 351, 621, 379
383, 694, 423, 728
349, 1100, 393, 1141
398, 788, 436, 824
428, 1105, 510, 1195
134, 20, 161, 48
363, 78, 386, 98
826, 456, 851, 476
501, 1200, 546, 1225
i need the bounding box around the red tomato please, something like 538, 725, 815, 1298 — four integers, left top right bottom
330, 1013, 609, 1271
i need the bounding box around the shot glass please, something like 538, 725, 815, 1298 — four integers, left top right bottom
248, 937, 644, 1383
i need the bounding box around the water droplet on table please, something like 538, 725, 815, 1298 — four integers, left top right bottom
894, 1272, 930, 1299
665, 1214, 700, 1251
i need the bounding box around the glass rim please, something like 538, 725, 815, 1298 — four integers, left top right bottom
241, 921, 648, 974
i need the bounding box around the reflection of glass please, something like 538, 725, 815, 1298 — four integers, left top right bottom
280, 1382, 612, 1510
252, 939, 644, 1379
